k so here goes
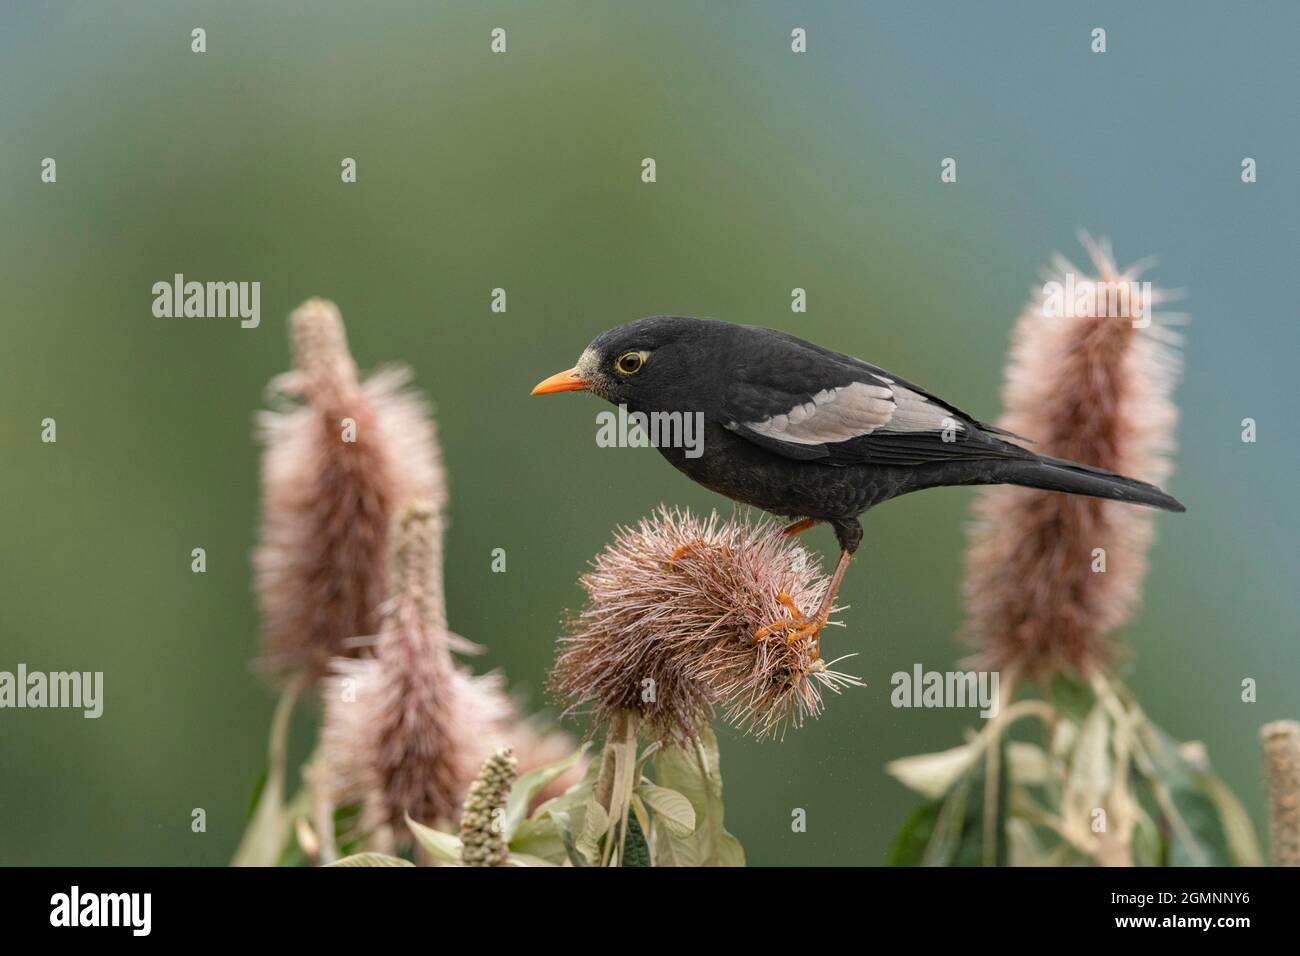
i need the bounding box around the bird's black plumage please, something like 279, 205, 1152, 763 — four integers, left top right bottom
535, 316, 1184, 557
533, 315, 1185, 646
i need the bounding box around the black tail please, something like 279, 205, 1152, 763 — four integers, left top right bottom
992, 453, 1185, 512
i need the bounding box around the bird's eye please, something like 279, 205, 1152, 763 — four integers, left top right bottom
615, 351, 646, 375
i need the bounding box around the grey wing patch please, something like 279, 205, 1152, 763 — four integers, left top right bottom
878, 383, 965, 435
737, 380, 963, 446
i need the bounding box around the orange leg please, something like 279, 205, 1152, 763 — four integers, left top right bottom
754, 549, 854, 657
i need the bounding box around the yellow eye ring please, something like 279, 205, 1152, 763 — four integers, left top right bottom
615, 351, 646, 375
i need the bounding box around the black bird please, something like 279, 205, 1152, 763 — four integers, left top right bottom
532, 316, 1184, 649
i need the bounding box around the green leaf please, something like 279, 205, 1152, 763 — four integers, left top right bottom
1131, 804, 1164, 867
1048, 672, 1096, 724
1141, 725, 1235, 867
502, 742, 590, 841
509, 757, 602, 865
1006, 742, 1051, 788
885, 744, 978, 799
526, 752, 601, 822
231, 676, 303, 867
575, 793, 609, 865
324, 853, 414, 867
952, 737, 1009, 867
654, 727, 725, 823
621, 811, 651, 868
886, 800, 942, 866
331, 802, 366, 859
1199, 769, 1264, 867
405, 816, 463, 865
905, 735, 1009, 867
1063, 703, 1111, 833
636, 782, 696, 836
273, 788, 313, 866
506, 816, 564, 863
244, 766, 268, 821
652, 726, 745, 867
556, 812, 588, 867
1005, 818, 1053, 867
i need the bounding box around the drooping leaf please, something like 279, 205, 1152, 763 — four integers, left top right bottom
1131, 803, 1164, 867
1063, 703, 1112, 838
913, 734, 1009, 867
637, 782, 696, 836
245, 766, 269, 821
332, 802, 366, 859
1141, 725, 1234, 867
575, 793, 609, 865
652, 726, 744, 867
231, 676, 303, 867
1198, 769, 1264, 867
1005, 818, 1053, 867
274, 788, 314, 866
886, 799, 942, 866
954, 737, 1009, 866
405, 816, 463, 865
506, 816, 564, 863
502, 742, 590, 841
921, 777, 967, 866
1006, 742, 1051, 788
557, 812, 588, 867
885, 744, 978, 798
510, 756, 602, 865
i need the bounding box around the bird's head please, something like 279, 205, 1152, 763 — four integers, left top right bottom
531, 315, 714, 409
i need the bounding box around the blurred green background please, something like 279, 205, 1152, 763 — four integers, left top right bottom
2, 2, 1297, 865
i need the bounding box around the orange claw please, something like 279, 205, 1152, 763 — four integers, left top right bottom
776, 592, 805, 621
755, 592, 826, 658
667, 542, 695, 569
756, 549, 852, 660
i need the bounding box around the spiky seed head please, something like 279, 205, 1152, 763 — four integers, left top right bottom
548, 506, 862, 742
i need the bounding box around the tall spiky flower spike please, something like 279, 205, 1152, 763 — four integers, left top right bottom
321, 500, 511, 838
549, 506, 862, 742
963, 236, 1182, 677
253, 298, 443, 682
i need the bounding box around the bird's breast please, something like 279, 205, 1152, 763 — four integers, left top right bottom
652, 421, 903, 519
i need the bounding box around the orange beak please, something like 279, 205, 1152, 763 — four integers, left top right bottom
531, 366, 590, 395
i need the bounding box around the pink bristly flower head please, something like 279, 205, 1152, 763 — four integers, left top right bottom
320, 498, 583, 836
253, 298, 443, 683
320, 500, 511, 834
548, 506, 862, 742
963, 236, 1183, 678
